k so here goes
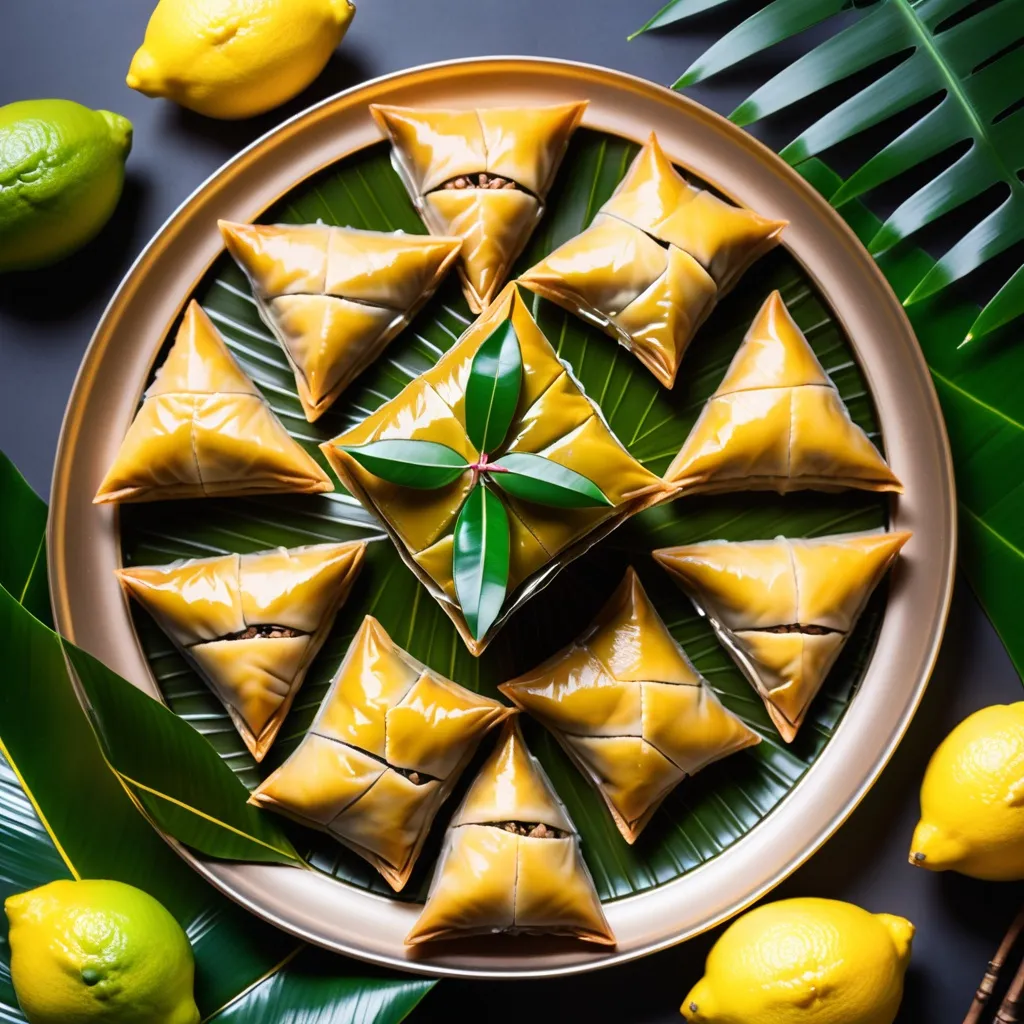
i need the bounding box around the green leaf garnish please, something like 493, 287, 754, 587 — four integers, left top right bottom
341, 439, 469, 489
453, 483, 510, 641
490, 452, 613, 508
464, 319, 522, 454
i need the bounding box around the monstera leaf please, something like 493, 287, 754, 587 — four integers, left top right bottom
0, 452, 433, 1024
634, 0, 1024, 343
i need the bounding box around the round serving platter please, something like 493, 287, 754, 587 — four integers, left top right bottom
49, 57, 955, 978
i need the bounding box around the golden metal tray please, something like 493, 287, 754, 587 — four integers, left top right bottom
48, 57, 955, 979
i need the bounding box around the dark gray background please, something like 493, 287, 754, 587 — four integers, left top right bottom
1, 3, 1020, 1021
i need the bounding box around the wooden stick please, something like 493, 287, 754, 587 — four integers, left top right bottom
995, 950, 1024, 1024
965, 904, 1024, 1024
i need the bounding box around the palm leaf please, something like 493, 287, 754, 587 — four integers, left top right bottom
800, 155, 1024, 679
119, 130, 889, 904
0, 456, 433, 1023
634, 0, 1024, 343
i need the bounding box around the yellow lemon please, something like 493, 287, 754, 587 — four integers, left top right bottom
681, 898, 913, 1024
126, 0, 356, 120
5, 879, 199, 1024
0, 99, 132, 272
910, 701, 1024, 880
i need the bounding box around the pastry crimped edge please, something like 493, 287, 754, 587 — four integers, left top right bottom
500, 567, 759, 842
653, 530, 912, 743
115, 541, 367, 761
248, 615, 514, 890
516, 272, 715, 391
219, 220, 463, 422
405, 716, 615, 945
370, 103, 588, 314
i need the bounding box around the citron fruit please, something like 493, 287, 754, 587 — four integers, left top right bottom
910, 701, 1024, 880
5, 879, 199, 1024
0, 99, 132, 273
681, 898, 914, 1024
127, 0, 356, 120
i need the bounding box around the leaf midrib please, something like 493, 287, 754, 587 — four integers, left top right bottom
894, 0, 1022, 201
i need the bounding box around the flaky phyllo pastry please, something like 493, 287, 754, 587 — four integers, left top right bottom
220, 221, 462, 421
321, 284, 667, 656
664, 291, 902, 495
520, 133, 786, 388
654, 531, 911, 742
250, 616, 511, 890
95, 300, 332, 503
371, 102, 587, 312
117, 541, 365, 760
501, 568, 758, 843
406, 718, 613, 945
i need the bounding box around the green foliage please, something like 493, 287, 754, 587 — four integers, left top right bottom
491, 452, 612, 508
341, 440, 469, 488
453, 482, 511, 641
465, 319, 523, 453
634, 0, 1024, 343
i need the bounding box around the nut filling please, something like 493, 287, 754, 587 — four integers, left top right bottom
440, 173, 518, 191
221, 624, 307, 641
393, 765, 434, 786
755, 624, 837, 636
493, 821, 569, 839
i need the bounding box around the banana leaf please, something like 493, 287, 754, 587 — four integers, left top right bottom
633, 0, 1024, 344
0, 452, 433, 1024
119, 130, 889, 903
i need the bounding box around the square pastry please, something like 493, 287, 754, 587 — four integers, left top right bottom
520, 133, 786, 388
250, 615, 511, 890
321, 284, 668, 656
501, 568, 758, 842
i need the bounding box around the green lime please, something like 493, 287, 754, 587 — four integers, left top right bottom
5, 879, 200, 1024
0, 99, 132, 273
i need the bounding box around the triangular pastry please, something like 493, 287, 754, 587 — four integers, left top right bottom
406, 718, 613, 945
371, 102, 587, 312
664, 291, 903, 495
116, 541, 366, 760
501, 568, 758, 842
322, 284, 667, 656
250, 616, 512, 890
95, 301, 332, 503
221, 221, 462, 421
654, 530, 911, 742
520, 133, 786, 388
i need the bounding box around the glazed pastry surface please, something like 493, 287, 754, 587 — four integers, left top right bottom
371, 103, 587, 312
654, 530, 911, 741
321, 284, 667, 655
520, 133, 786, 388
94, 300, 332, 503
221, 221, 462, 421
117, 541, 365, 759
664, 291, 903, 495
250, 616, 511, 889
501, 567, 758, 842
406, 718, 613, 945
